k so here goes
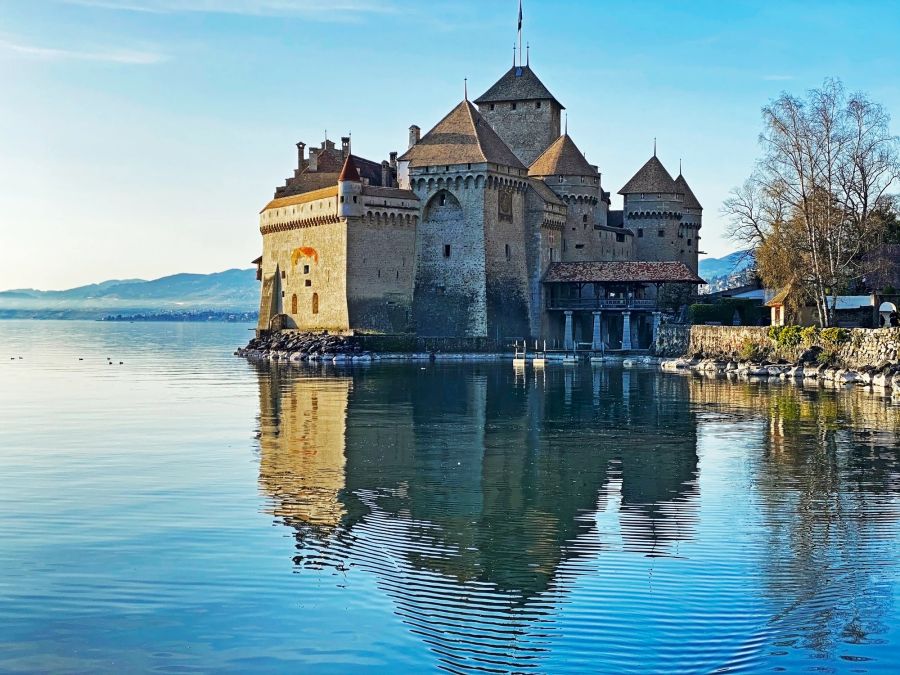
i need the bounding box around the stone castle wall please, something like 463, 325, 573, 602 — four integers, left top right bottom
260, 219, 349, 331
653, 324, 900, 369
346, 216, 416, 333
412, 182, 488, 337
477, 100, 561, 166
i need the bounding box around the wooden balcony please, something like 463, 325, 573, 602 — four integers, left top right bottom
546, 298, 659, 311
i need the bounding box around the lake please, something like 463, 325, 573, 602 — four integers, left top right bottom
1, 320, 899, 673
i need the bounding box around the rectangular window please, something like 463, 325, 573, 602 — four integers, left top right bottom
305, 279, 311, 287
511, 102, 517, 110
574, 244, 584, 249
443, 244, 451, 258
616, 233, 625, 243
536, 101, 541, 109
638, 228, 644, 238
505, 243, 511, 261
303, 264, 309, 274
281, 270, 286, 279
658, 229, 665, 237
687, 239, 692, 246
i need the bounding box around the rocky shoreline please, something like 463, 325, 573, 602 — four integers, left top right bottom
656, 355, 900, 395
235, 332, 375, 364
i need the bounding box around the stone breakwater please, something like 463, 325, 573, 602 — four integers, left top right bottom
235, 331, 509, 363
236, 332, 374, 364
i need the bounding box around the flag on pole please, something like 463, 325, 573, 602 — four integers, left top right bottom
518, 0, 523, 31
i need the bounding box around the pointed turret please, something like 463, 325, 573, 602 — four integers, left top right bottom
338, 154, 361, 182
618, 155, 678, 195
474, 65, 563, 109
674, 173, 702, 210
528, 134, 598, 177
398, 99, 525, 170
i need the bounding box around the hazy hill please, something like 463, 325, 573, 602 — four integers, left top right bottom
699, 250, 754, 280
0, 268, 259, 319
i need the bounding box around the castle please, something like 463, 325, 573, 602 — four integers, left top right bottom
254, 52, 704, 350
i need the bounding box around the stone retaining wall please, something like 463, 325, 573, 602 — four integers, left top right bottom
653, 325, 900, 369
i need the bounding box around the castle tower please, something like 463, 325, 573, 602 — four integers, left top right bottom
674, 171, 703, 272
528, 133, 611, 262
337, 155, 363, 219
398, 99, 532, 339
474, 65, 563, 167
620, 153, 693, 269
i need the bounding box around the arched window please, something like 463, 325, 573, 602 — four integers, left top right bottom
291, 293, 298, 314
312, 293, 319, 314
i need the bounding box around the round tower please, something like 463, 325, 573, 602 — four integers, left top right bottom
337, 155, 364, 219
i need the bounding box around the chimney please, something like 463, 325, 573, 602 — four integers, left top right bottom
408, 125, 420, 149
308, 148, 318, 171
341, 135, 351, 159
381, 160, 390, 187
296, 141, 306, 169
389, 151, 397, 169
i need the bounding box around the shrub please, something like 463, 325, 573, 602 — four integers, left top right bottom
767, 324, 803, 348
820, 327, 849, 346
738, 338, 766, 362
800, 326, 819, 345
817, 348, 837, 365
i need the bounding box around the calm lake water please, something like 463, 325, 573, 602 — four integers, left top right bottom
1, 320, 900, 674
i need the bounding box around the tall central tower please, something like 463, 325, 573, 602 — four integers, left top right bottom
474, 65, 563, 167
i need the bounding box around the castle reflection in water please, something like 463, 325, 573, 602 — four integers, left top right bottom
252, 363, 900, 672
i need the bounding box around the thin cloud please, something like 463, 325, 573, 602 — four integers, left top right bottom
60, 0, 397, 16
0, 37, 166, 64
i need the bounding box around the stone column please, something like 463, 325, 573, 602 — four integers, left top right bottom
651, 311, 662, 347
622, 311, 632, 350
564, 311, 574, 351
592, 311, 603, 351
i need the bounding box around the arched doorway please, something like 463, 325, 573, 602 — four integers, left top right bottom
291, 293, 298, 315
879, 301, 897, 327
312, 292, 319, 315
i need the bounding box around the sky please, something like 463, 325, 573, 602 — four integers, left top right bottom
1, 0, 899, 291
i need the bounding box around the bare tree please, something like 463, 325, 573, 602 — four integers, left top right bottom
723, 79, 900, 326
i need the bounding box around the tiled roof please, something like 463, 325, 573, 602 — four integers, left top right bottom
474, 65, 563, 108
361, 186, 419, 201
338, 155, 360, 182
398, 99, 525, 169
261, 186, 338, 212
544, 261, 705, 284
528, 134, 597, 177
618, 155, 678, 195
526, 178, 564, 206
675, 174, 702, 209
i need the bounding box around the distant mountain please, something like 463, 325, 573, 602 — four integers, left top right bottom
0, 268, 259, 319
699, 250, 754, 280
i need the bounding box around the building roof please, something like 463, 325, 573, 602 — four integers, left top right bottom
544, 261, 705, 284
528, 134, 598, 177
618, 155, 678, 195
675, 174, 702, 209
526, 178, 564, 206
361, 185, 419, 201
474, 65, 563, 108
338, 155, 360, 182
261, 186, 338, 212
398, 99, 526, 169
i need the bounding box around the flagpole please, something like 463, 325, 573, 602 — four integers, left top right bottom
517, 1, 523, 67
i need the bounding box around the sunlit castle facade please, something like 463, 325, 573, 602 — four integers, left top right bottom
254, 50, 705, 350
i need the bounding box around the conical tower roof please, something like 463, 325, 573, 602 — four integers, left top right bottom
398, 99, 525, 169
474, 65, 564, 108
338, 154, 361, 182
529, 134, 597, 177
618, 155, 678, 195
675, 173, 702, 209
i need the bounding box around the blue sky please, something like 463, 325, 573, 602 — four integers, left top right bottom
1, 0, 899, 290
